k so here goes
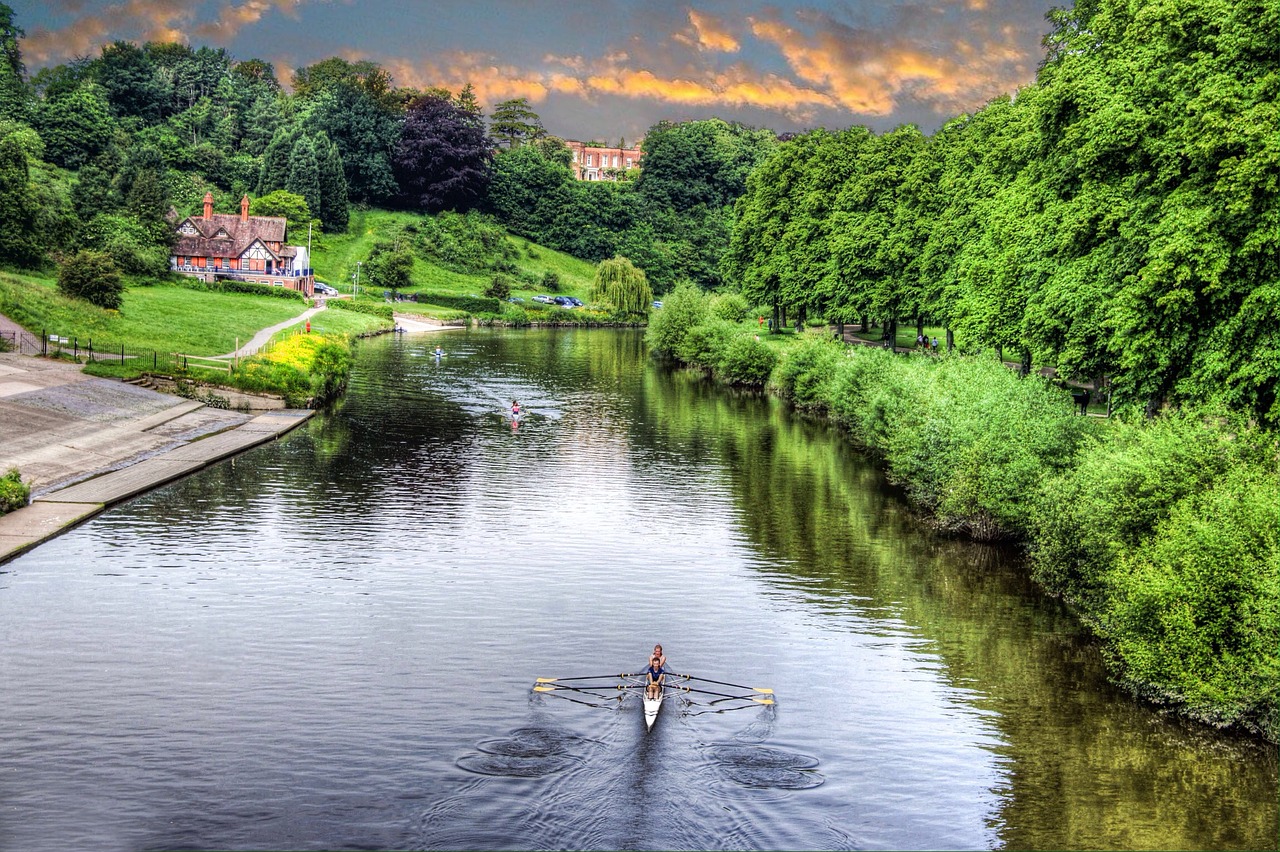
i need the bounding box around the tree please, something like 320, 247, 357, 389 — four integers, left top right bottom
393, 93, 492, 213
33, 83, 115, 169
489, 97, 545, 148
285, 135, 321, 221
0, 134, 39, 264
363, 238, 413, 292
97, 41, 168, 122
250, 189, 312, 234
306, 83, 399, 203
256, 125, 299, 195
314, 133, 349, 233
590, 255, 652, 317
58, 250, 123, 309
0, 2, 28, 122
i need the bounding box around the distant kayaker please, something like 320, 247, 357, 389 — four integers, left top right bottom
511, 400, 521, 418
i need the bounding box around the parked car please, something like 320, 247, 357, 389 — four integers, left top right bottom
314, 282, 338, 296
553, 296, 575, 307
567, 297, 583, 306
506, 296, 525, 303
652, 300, 663, 309
532, 295, 554, 304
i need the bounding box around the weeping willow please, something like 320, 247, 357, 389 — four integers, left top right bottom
590, 256, 653, 317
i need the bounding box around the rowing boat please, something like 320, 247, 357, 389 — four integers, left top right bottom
532, 672, 774, 728
642, 689, 663, 730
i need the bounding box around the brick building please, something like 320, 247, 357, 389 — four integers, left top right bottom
566, 140, 643, 181
170, 193, 314, 296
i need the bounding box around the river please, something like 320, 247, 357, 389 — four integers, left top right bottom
0, 329, 1274, 851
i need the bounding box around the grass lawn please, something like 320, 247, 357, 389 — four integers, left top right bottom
0, 271, 318, 381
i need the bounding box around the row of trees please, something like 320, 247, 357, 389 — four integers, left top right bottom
723, 0, 1279, 425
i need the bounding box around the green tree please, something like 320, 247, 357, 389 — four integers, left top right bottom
489, 97, 544, 148
364, 238, 413, 292
314, 132, 349, 233
97, 40, 168, 122
256, 125, 300, 195
58, 250, 123, 309
306, 82, 399, 203
0, 134, 39, 264
590, 255, 652, 317
33, 83, 115, 169
285, 135, 322, 221
250, 189, 312, 234
0, 2, 28, 122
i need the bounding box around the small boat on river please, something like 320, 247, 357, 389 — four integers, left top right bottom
532, 672, 775, 730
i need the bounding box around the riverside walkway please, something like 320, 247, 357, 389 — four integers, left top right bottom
0, 352, 312, 564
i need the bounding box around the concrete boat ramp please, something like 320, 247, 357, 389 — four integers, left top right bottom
0, 353, 313, 564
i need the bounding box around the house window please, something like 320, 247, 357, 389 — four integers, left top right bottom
626, 158, 633, 168
587, 153, 594, 166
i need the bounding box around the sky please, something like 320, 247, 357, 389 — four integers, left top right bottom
12, 0, 1061, 142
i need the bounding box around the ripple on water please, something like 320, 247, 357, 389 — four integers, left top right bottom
456, 726, 597, 778
704, 743, 826, 790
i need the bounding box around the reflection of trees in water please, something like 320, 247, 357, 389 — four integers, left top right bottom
638, 359, 1279, 850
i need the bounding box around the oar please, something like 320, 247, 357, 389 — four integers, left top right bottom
669, 674, 773, 694
533, 683, 628, 699
535, 674, 632, 683
676, 685, 775, 704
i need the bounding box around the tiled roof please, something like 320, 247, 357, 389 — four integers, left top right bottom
173, 213, 288, 260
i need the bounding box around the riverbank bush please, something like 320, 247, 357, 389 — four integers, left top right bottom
663, 322, 1278, 739
0, 467, 29, 515
328, 298, 394, 320
228, 333, 352, 407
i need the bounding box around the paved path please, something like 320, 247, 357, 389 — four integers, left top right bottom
216, 304, 328, 358
0, 351, 314, 564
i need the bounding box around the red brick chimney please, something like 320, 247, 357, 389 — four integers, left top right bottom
240, 194, 250, 224
202, 191, 213, 221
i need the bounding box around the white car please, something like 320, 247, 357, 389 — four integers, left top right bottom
532, 295, 554, 304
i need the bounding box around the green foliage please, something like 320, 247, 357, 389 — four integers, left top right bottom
676, 316, 733, 370
175, 278, 306, 300
710, 292, 750, 323
364, 239, 413, 291
1103, 465, 1279, 739
716, 334, 778, 386
327, 297, 392, 319
484, 273, 512, 300
0, 466, 29, 515
0, 133, 40, 264
589, 255, 652, 317
76, 213, 170, 276
771, 336, 843, 412
540, 270, 561, 292
250, 189, 312, 234
645, 281, 709, 356
489, 97, 545, 148
57, 250, 123, 309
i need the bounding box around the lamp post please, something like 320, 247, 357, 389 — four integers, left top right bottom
353, 261, 361, 297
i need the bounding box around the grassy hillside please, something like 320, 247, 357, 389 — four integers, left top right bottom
311, 209, 598, 306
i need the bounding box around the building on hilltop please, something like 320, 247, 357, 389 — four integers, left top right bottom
170, 193, 314, 296
566, 140, 643, 181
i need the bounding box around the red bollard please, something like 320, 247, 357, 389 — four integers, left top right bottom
306, 320, 311, 333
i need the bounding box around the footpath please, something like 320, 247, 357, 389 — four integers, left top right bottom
0, 351, 312, 564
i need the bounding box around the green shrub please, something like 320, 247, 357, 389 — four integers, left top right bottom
328, 298, 393, 319
174, 278, 307, 300
485, 274, 513, 300
58, 250, 123, 310
676, 317, 733, 370
645, 281, 708, 356
500, 303, 530, 326
1102, 465, 1279, 739
540, 270, 561, 292
771, 336, 842, 412
0, 467, 29, 515
419, 292, 500, 314
710, 292, 750, 323
716, 334, 777, 386
1030, 412, 1255, 609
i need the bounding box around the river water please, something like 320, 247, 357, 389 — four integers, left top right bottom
0, 329, 1274, 851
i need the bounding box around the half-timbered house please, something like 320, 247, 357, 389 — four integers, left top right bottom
170, 193, 314, 295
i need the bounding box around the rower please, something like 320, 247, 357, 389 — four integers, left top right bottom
644, 654, 665, 699
652, 644, 667, 671
511, 399, 521, 418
